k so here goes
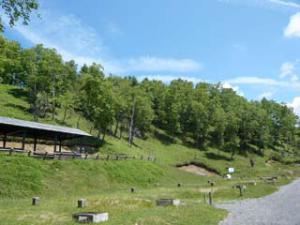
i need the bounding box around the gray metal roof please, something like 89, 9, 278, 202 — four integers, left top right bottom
0, 116, 91, 137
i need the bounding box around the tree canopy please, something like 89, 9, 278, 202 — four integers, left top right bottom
0, 35, 299, 156
0, 0, 39, 32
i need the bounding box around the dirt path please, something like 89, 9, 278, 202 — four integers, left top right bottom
217, 178, 300, 225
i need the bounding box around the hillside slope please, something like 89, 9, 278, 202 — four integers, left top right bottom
0, 84, 299, 225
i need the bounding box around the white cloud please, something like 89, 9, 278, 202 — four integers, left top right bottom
227, 76, 300, 89
221, 82, 244, 96
10, 12, 202, 75
137, 75, 203, 84
284, 12, 300, 38
124, 57, 202, 73
267, 0, 300, 9
288, 96, 300, 116
258, 91, 274, 99
279, 62, 298, 81
219, 0, 300, 9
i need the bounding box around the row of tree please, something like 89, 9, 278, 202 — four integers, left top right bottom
0, 35, 299, 155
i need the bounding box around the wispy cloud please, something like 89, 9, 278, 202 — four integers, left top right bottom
123, 57, 202, 73
267, 0, 300, 9
227, 76, 300, 89
284, 12, 300, 38
9, 11, 202, 75
219, 0, 300, 9
279, 61, 298, 81
257, 91, 275, 99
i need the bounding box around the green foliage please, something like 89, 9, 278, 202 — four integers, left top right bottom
0, 0, 39, 32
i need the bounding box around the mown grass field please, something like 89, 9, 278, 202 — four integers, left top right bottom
0, 84, 299, 225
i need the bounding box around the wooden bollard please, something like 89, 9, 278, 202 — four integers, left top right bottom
28, 151, 31, 157
96, 154, 99, 160
9, 148, 13, 156
85, 154, 88, 160
208, 192, 213, 205
106, 155, 110, 161
32, 197, 40, 206
78, 199, 86, 208
59, 153, 62, 160
43, 152, 48, 160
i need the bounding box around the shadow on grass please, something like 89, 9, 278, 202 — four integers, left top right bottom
8, 88, 29, 101
205, 152, 232, 161
4, 103, 29, 113
154, 130, 176, 145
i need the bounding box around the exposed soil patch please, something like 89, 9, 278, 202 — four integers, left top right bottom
177, 163, 218, 176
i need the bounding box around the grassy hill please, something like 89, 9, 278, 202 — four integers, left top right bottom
0, 84, 299, 225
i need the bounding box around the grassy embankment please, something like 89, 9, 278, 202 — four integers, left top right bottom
0, 84, 299, 225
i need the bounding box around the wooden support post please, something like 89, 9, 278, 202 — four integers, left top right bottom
3, 133, 7, 148
54, 136, 57, 152
59, 138, 62, 153
22, 133, 26, 150
33, 137, 37, 152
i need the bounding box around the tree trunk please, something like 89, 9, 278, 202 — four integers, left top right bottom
102, 130, 106, 144
76, 116, 81, 128
114, 119, 119, 137
63, 108, 67, 122
128, 96, 136, 146
119, 123, 123, 139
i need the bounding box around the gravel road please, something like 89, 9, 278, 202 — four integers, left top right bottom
217, 179, 300, 225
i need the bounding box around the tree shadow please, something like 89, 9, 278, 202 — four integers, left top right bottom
154, 130, 176, 145
8, 88, 29, 101
205, 152, 232, 161
4, 103, 29, 113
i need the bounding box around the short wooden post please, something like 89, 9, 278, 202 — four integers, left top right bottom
208, 192, 213, 205
96, 154, 99, 160
106, 155, 110, 161
32, 197, 40, 206
28, 151, 31, 157
43, 152, 48, 160
9, 148, 13, 156
78, 199, 86, 208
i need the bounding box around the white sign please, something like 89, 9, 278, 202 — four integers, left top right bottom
228, 167, 235, 173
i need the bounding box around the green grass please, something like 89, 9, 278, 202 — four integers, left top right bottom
0, 84, 299, 224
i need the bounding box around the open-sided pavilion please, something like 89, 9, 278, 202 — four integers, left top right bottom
0, 116, 92, 153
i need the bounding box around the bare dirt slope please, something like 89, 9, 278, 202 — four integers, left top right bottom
178, 164, 217, 176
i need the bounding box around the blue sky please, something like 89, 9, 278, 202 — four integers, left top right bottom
3, 0, 300, 114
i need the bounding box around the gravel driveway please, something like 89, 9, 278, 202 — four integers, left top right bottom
217, 179, 300, 225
